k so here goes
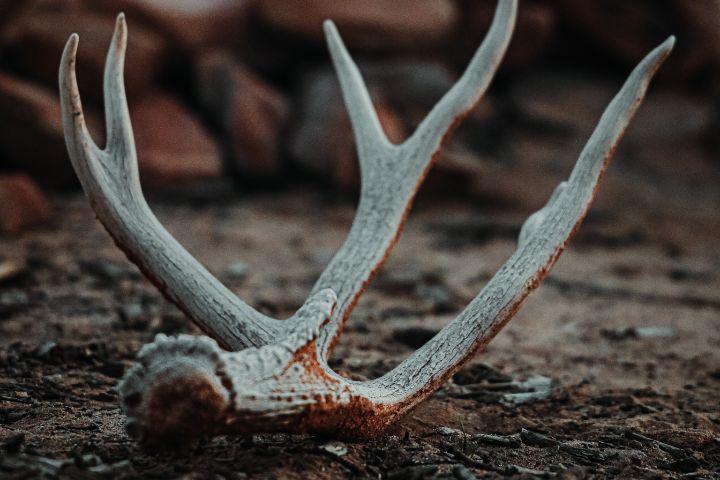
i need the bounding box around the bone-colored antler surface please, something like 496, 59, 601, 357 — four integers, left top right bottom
59, 0, 673, 446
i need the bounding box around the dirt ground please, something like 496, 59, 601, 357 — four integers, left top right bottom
1, 133, 719, 478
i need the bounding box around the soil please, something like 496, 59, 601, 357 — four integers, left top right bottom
1, 141, 719, 478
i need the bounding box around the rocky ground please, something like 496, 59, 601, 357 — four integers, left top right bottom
0, 138, 718, 478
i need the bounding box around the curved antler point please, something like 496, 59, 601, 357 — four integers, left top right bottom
112, 12, 128, 50
63, 34, 79, 61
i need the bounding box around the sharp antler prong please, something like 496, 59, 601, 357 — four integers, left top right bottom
59, 14, 293, 350
324, 20, 390, 153
408, 0, 517, 161
103, 13, 135, 154
60, 33, 101, 167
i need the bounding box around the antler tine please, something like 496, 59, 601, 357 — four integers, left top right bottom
311, 0, 517, 357
324, 20, 390, 155
408, 0, 517, 167
59, 14, 327, 350
59, 34, 101, 182
362, 36, 676, 409
102, 14, 136, 161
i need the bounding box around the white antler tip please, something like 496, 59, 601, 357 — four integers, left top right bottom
60, 34, 79, 85
323, 19, 342, 49
662, 35, 676, 52
322, 19, 336, 35
636, 35, 675, 78
113, 12, 128, 47
64, 33, 79, 56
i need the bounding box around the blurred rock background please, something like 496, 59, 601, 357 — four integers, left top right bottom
0, 0, 718, 233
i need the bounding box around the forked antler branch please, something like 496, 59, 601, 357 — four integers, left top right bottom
59, 0, 674, 445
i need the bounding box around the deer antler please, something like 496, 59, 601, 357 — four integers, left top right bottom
59, 1, 674, 446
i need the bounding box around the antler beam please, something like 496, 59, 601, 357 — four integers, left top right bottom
59, 0, 674, 447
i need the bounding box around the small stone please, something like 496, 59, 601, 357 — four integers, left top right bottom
501, 375, 553, 405
632, 326, 675, 339
258, 0, 458, 50
2, 5, 166, 104
34, 341, 61, 363
434, 426, 467, 438
0, 259, 26, 284
224, 261, 250, 281
320, 441, 347, 456
602, 326, 676, 340
130, 92, 222, 190
196, 53, 289, 176
0, 175, 50, 233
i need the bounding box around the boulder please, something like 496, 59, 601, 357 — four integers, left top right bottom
0, 72, 101, 189
130, 92, 223, 189
1, 5, 166, 105
0, 174, 50, 234
196, 53, 289, 177
257, 0, 458, 50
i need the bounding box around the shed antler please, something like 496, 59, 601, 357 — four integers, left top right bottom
60, 1, 674, 445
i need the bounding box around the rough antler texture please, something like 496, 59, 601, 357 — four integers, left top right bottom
59, 0, 674, 446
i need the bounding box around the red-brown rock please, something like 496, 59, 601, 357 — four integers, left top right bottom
92, 0, 254, 50
0, 72, 102, 189
257, 0, 458, 50
196, 54, 289, 177
130, 93, 222, 189
1, 5, 166, 105
0, 174, 50, 234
